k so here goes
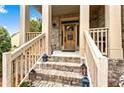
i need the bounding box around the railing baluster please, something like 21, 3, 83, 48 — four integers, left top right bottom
35, 42, 38, 60
32, 44, 35, 66
41, 39, 43, 54
97, 31, 99, 51
105, 29, 107, 54
26, 32, 42, 41
90, 27, 108, 56
34, 42, 37, 62
31, 46, 33, 68
15, 59, 19, 86
27, 49, 30, 72
101, 29, 103, 54
29, 47, 31, 70
20, 54, 24, 81
37, 41, 40, 58
3, 33, 45, 87
24, 51, 28, 75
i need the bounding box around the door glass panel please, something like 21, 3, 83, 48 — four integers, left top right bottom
65, 25, 74, 31
67, 32, 73, 40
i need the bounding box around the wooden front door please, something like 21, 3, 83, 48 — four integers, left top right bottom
62, 24, 76, 51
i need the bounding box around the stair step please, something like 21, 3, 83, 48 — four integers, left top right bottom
35, 62, 81, 73
35, 69, 82, 86
48, 56, 81, 63
32, 80, 75, 87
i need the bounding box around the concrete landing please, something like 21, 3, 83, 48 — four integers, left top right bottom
51, 51, 80, 57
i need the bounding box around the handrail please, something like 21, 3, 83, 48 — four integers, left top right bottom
84, 30, 108, 87
2, 32, 46, 87
90, 27, 108, 30
26, 32, 42, 34
85, 30, 103, 58
12, 33, 45, 60
26, 32, 42, 42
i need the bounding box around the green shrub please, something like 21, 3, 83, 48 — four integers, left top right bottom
19, 81, 31, 87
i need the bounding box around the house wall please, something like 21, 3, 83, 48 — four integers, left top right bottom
50, 5, 80, 51
50, 5, 105, 52
51, 15, 79, 51
11, 32, 20, 48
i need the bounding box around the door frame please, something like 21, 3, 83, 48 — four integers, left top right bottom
60, 17, 79, 51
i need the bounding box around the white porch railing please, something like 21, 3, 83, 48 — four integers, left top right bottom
26, 32, 42, 42
84, 30, 108, 87
2, 33, 45, 87
90, 27, 108, 56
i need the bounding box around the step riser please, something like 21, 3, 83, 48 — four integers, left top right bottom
48, 56, 81, 63
31, 56, 86, 87
35, 64, 80, 73
36, 73, 81, 86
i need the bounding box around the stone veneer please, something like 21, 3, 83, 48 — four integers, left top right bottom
50, 14, 79, 51
50, 17, 60, 51
108, 59, 124, 87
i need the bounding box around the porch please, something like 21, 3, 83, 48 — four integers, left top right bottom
20, 5, 123, 58
2, 5, 123, 87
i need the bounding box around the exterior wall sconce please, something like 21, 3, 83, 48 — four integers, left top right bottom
52, 22, 57, 28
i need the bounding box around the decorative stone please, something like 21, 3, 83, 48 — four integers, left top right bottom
42, 53, 48, 62
29, 69, 37, 82
108, 59, 124, 87
119, 74, 124, 87
80, 76, 90, 87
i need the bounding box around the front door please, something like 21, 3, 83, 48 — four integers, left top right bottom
62, 24, 76, 51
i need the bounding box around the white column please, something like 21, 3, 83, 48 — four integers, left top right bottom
80, 5, 89, 56
20, 5, 30, 45
105, 6, 109, 27
42, 5, 52, 55
2, 52, 12, 87
105, 5, 123, 59
97, 57, 108, 87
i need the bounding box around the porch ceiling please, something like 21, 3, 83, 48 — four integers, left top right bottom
90, 5, 104, 14
33, 5, 42, 13
52, 5, 80, 16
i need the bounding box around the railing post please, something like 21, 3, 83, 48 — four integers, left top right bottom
97, 57, 108, 87
2, 52, 12, 87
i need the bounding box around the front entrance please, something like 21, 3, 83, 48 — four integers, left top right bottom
61, 23, 79, 51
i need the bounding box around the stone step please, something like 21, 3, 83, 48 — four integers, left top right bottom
35, 69, 82, 86
48, 56, 81, 63
32, 80, 76, 87
35, 62, 81, 73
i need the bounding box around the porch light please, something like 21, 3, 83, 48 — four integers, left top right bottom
80, 76, 90, 87
42, 53, 48, 62
80, 63, 87, 76
29, 69, 37, 82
